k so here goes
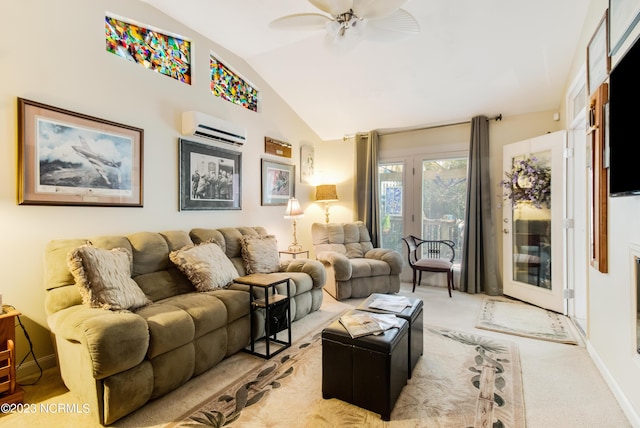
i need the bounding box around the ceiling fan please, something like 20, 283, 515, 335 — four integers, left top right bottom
269, 0, 419, 43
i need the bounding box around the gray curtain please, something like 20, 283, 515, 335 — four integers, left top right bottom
354, 131, 380, 247
460, 116, 502, 295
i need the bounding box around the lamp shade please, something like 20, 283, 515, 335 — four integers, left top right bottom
315, 184, 338, 202
284, 198, 304, 218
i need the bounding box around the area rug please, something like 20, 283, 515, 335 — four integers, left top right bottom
476, 297, 580, 345
168, 325, 524, 428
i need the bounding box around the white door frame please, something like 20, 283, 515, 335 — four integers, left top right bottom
502, 131, 567, 313
565, 65, 589, 333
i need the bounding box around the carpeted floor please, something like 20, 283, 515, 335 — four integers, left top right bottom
170, 324, 524, 427
0, 283, 631, 427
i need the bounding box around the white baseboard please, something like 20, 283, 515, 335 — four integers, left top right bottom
587, 341, 640, 427
16, 353, 57, 381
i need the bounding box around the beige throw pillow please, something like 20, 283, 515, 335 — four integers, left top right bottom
170, 242, 239, 291
240, 235, 280, 274
67, 245, 150, 311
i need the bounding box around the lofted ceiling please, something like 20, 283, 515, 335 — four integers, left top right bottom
141, 0, 590, 141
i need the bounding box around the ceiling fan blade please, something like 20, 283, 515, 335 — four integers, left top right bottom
308, 0, 353, 16
366, 8, 419, 34
353, 0, 408, 19
269, 13, 331, 31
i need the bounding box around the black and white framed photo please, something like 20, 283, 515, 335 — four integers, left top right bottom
261, 158, 294, 206
179, 138, 241, 210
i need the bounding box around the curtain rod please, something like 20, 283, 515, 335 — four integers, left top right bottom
343, 114, 502, 140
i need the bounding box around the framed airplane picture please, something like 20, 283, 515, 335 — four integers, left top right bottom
17, 98, 143, 206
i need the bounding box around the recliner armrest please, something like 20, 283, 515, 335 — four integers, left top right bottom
48, 305, 149, 380
365, 248, 404, 274
279, 258, 327, 288
316, 250, 352, 280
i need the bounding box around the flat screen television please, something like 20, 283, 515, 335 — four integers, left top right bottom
609, 34, 640, 197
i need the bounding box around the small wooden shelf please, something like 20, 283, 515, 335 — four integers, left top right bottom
0, 307, 24, 406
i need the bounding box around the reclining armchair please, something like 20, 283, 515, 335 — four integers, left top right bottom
312, 221, 403, 301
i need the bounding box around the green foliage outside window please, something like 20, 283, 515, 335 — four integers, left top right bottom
422, 160, 467, 220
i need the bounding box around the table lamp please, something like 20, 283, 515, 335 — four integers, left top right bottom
284, 198, 304, 251
315, 184, 338, 224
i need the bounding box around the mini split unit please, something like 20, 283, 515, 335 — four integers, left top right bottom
181, 111, 247, 146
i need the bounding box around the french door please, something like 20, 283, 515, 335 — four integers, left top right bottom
502, 131, 566, 313
379, 151, 468, 282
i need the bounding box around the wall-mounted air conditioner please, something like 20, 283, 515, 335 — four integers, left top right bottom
181, 111, 246, 146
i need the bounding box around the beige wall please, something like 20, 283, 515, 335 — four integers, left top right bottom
0, 0, 325, 376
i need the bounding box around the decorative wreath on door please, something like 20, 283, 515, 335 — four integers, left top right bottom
500, 156, 551, 209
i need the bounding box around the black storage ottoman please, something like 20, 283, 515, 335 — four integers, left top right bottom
321, 310, 409, 421
358, 293, 424, 378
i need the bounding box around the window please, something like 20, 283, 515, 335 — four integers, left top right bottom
421, 158, 467, 262
379, 163, 404, 254
210, 54, 258, 112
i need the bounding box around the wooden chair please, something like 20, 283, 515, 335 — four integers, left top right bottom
402, 236, 455, 297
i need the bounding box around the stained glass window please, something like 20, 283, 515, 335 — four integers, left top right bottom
210, 54, 258, 112
105, 15, 191, 84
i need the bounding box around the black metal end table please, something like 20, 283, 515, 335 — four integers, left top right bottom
235, 274, 292, 359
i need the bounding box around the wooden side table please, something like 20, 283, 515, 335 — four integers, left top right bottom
279, 250, 309, 259
235, 274, 292, 359
0, 307, 24, 405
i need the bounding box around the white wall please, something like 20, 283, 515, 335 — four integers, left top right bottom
0, 0, 325, 374
562, 1, 640, 424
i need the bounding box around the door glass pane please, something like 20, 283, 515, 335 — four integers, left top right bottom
379, 163, 403, 253
421, 158, 467, 262
511, 150, 552, 288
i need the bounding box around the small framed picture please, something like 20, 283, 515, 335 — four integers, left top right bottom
300, 145, 314, 184
261, 159, 294, 206
179, 138, 241, 210
264, 136, 291, 158
587, 10, 610, 95
609, 0, 640, 56
17, 98, 143, 207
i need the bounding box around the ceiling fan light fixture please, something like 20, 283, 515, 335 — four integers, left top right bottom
329, 9, 362, 38
326, 20, 342, 38
271, 0, 419, 45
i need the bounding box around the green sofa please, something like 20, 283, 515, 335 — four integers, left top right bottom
44, 226, 326, 425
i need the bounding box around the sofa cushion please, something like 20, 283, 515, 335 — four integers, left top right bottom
128, 232, 171, 277
135, 302, 196, 359
240, 235, 280, 274
67, 245, 151, 311
312, 221, 374, 258
170, 242, 239, 291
